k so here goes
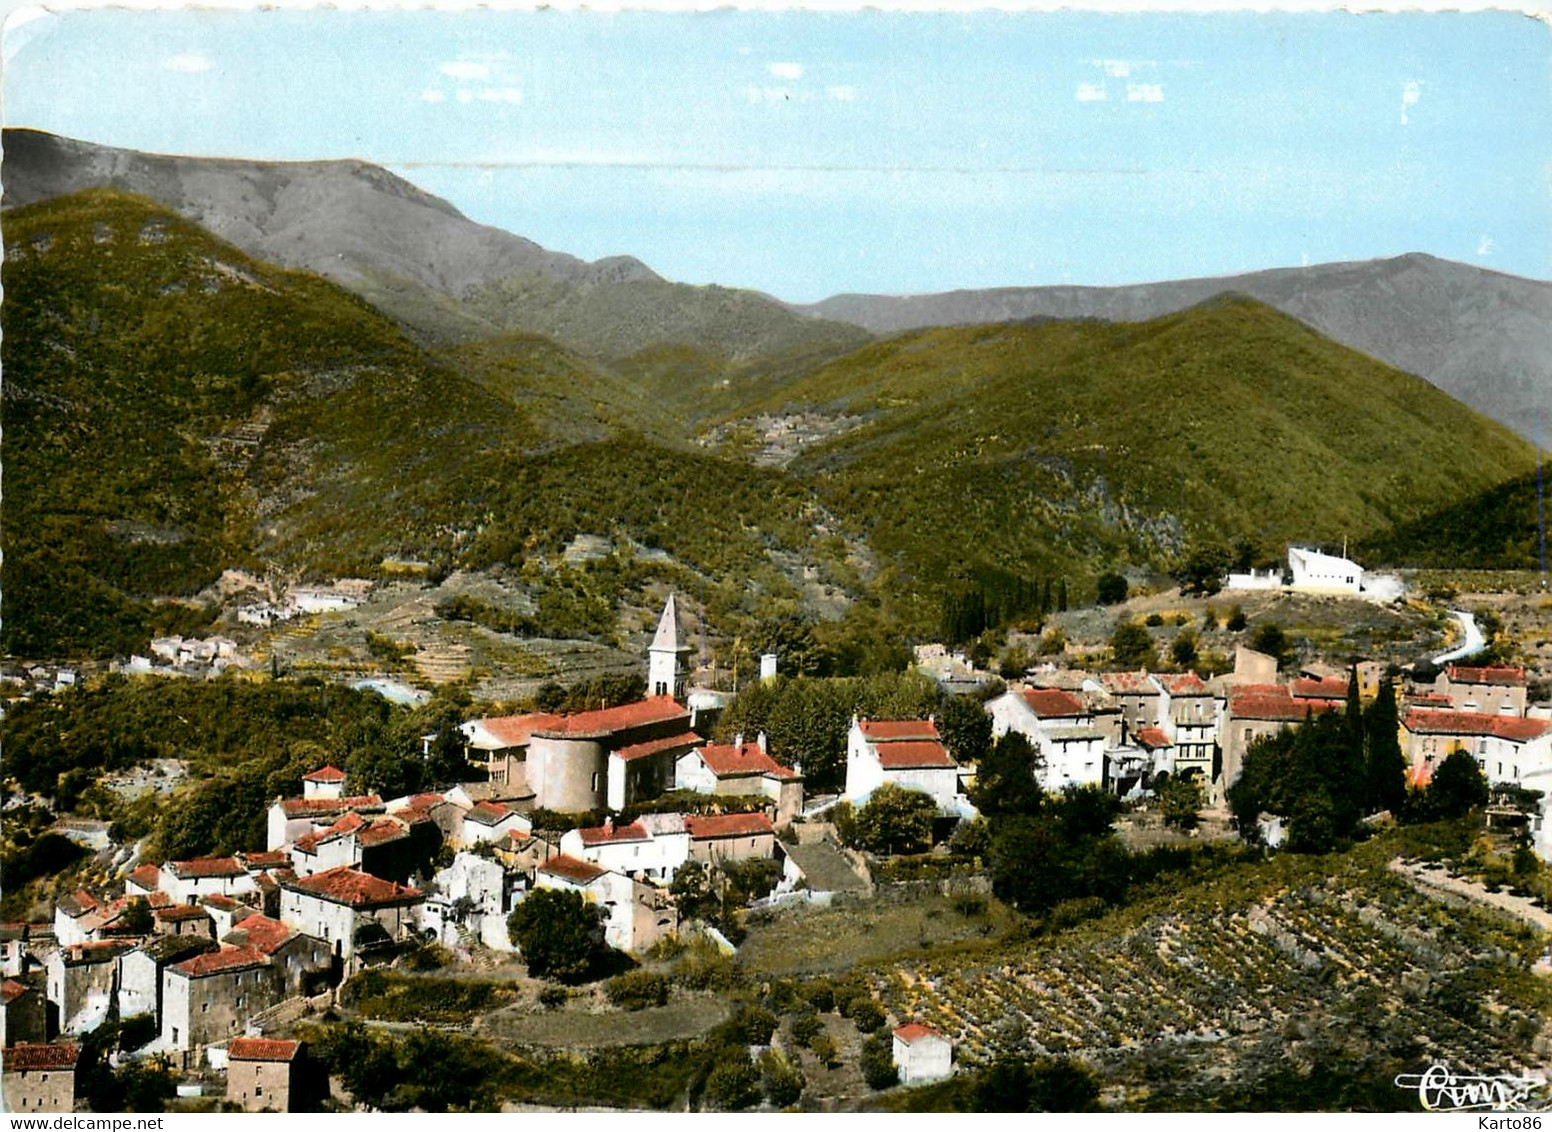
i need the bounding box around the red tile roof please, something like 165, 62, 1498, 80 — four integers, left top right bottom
1406, 692, 1455, 708
1293, 677, 1350, 700
1100, 671, 1157, 694
1230, 696, 1331, 723
155, 904, 212, 923
281, 866, 422, 908
279, 795, 383, 820
125, 865, 162, 891
1404, 710, 1552, 742
1158, 673, 1210, 696
472, 712, 567, 748
697, 742, 797, 779
532, 696, 690, 739
1134, 727, 1173, 749
858, 719, 941, 741
356, 819, 410, 848
612, 731, 703, 763
1448, 664, 1528, 688
537, 855, 608, 885
4, 1043, 79, 1071
578, 821, 650, 846
61, 942, 135, 965
405, 793, 448, 810
167, 857, 245, 879
1234, 683, 1293, 698
228, 1038, 301, 1063
893, 1022, 944, 1044
172, 946, 269, 978
464, 801, 516, 826
228, 915, 295, 955
58, 889, 99, 918
239, 850, 290, 870
1021, 689, 1087, 718
874, 740, 956, 770
200, 895, 245, 912
303, 765, 347, 783
2, 979, 30, 1003
685, 812, 774, 840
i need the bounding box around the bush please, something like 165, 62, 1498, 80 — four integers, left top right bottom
1096, 572, 1128, 605
860, 1033, 899, 1090
760, 1049, 805, 1107
538, 984, 568, 1009
789, 1010, 824, 1049
403, 943, 453, 972
800, 977, 836, 1013
705, 1050, 762, 1111
1226, 605, 1248, 632
811, 1032, 841, 1068
848, 996, 886, 1034
726, 1004, 779, 1046
606, 970, 670, 1011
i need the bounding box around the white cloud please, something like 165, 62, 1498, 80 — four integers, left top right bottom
1477, 235, 1496, 256
1100, 59, 1131, 78
826, 85, 857, 102
1126, 83, 1164, 103
163, 53, 211, 74
441, 60, 490, 81
477, 87, 523, 104
1401, 79, 1423, 125
767, 61, 804, 81
420, 89, 446, 104
1075, 83, 1107, 103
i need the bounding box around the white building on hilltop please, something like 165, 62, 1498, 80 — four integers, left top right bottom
1227, 546, 1365, 596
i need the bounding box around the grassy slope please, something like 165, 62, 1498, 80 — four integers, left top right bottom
1359, 470, 1547, 569
748, 299, 1535, 595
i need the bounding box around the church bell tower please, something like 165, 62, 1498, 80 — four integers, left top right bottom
648, 593, 690, 700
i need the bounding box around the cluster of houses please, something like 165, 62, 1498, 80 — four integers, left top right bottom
8, 589, 1545, 1111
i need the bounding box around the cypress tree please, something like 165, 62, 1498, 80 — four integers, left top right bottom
1363, 678, 1408, 815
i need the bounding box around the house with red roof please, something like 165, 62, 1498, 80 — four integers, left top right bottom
675, 733, 804, 823
1098, 671, 1167, 742
301, 765, 348, 801
845, 717, 966, 814
3, 1042, 78, 1112
559, 818, 680, 880
266, 794, 385, 852
892, 1022, 953, 1085
159, 857, 258, 905
1156, 673, 1224, 783
1221, 692, 1335, 791
227, 1037, 309, 1112
116, 934, 219, 1024
1402, 709, 1552, 791
459, 800, 530, 847
223, 914, 332, 995
161, 945, 284, 1051
532, 856, 677, 954
124, 864, 163, 899
1435, 664, 1530, 717
3, 976, 46, 1047
987, 688, 1108, 792
277, 867, 423, 961
685, 811, 775, 866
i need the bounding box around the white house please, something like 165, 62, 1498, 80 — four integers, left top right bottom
892, 1023, 953, 1085
559, 817, 689, 882
459, 801, 530, 847
421, 852, 519, 953
301, 766, 347, 801
1155, 673, 1222, 783
675, 735, 804, 823
159, 946, 283, 1051
1402, 710, 1552, 792
844, 718, 961, 812
266, 795, 384, 851
531, 856, 677, 954
1287, 546, 1364, 594
986, 688, 1106, 791
277, 867, 423, 961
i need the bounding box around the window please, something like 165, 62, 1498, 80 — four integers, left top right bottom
201, 1002, 209, 1013
591, 772, 600, 792
255, 1085, 263, 1097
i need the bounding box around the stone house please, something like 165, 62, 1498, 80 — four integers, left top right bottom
2, 978, 47, 1046
226, 1037, 306, 1112
685, 812, 776, 866
1436, 664, 1530, 717
844, 718, 962, 812
277, 867, 423, 961
1221, 690, 1335, 793
160, 858, 256, 905
420, 852, 519, 953
47, 941, 134, 1036
117, 935, 218, 1024
153, 903, 214, 939
892, 1023, 953, 1084
160, 946, 283, 1051
1156, 673, 1223, 783
3, 1042, 78, 1113
459, 800, 529, 846
223, 914, 332, 995
492, 829, 563, 877
266, 795, 385, 851
1402, 710, 1552, 791
675, 735, 804, 823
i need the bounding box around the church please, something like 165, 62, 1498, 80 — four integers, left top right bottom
459, 594, 706, 813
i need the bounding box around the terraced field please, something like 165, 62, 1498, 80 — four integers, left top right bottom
870, 839, 1552, 1107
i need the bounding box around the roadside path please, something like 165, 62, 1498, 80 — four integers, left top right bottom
1433, 609, 1486, 665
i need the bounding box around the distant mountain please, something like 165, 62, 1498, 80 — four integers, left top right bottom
798, 255, 1552, 444
1, 128, 868, 361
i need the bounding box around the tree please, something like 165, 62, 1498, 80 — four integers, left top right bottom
507, 889, 600, 982
1249, 623, 1290, 668
1096, 572, 1128, 605
1170, 629, 1199, 669
1158, 774, 1204, 830
670, 861, 720, 923
1363, 678, 1408, 814
760, 1049, 805, 1107
937, 693, 993, 765
860, 1033, 899, 1089
1225, 605, 1248, 632
705, 1050, 763, 1111
1426, 749, 1489, 820
974, 1056, 1102, 1112
1173, 544, 1230, 596
1057, 578, 1069, 613
848, 784, 937, 855
1110, 622, 1158, 669
974, 731, 1045, 816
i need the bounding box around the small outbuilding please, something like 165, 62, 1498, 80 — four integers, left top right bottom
892, 1022, 953, 1085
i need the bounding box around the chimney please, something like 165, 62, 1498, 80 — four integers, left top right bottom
757, 731, 768, 753
733, 732, 744, 751
603, 816, 613, 836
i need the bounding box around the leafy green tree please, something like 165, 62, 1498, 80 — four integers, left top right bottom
1425, 749, 1489, 820
860, 1033, 899, 1089
1249, 623, 1290, 668
845, 783, 938, 855
974, 1056, 1102, 1112
936, 693, 993, 765
1170, 628, 1199, 669
1096, 572, 1128, 605
507, 889, 600, 982
973, 731, 1044, 816
1173, 544, 1230, 596
1110, 621, 1158, 669
1158, 774, 1204, 830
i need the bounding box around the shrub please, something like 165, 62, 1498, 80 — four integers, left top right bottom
403, 943, 453, 972
789, 1009, 824, 1049
800, 977, 836, 1013
538, 984, 568, 1009
1226, 605, 1248, 632
811, 1032, 841, 1068
1144, 612, 1165, 627
705, 1050, 762, 1111
860, 1033, 899, 1089
1096, 572, 1128, 605
606, 970, 670, 1011
726, 1004, 779, 1046
848, 996, 886, 1034
759, 1049, 805, 1107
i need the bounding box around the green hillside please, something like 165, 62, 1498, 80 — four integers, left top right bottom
1358, 469, 1548, 569
742, 298, 1537, 596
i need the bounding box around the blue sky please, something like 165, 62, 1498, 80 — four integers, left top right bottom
4, 7, 1548, 301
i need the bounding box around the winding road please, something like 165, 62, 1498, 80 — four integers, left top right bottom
1432, 609, 1486, 665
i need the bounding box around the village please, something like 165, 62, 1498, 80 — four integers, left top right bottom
4, 546, 1551, 1113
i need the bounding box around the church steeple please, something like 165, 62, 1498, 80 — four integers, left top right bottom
648, 593, 690, 700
